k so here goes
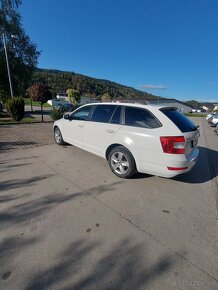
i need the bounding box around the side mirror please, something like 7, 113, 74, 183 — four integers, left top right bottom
64, 114, 70, 120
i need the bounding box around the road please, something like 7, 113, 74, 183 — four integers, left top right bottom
0, 118, 217, 290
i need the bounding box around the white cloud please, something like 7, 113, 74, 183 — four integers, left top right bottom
140, 84, 167, 90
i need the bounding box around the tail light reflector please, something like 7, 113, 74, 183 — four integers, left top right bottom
160, 136, 185, 154
167, 166, 188, 171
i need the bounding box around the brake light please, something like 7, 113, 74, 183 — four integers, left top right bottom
160, 136, 185, 154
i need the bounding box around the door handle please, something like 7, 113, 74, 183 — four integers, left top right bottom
78, 124, 84, 127
106, 129, 114, 133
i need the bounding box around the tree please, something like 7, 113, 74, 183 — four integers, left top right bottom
27, 84, 52, 122
101, 92, 112, 102
5, 96, 24, 120
66, 88, 81, 106
0, 1, 40, 101
0, 0, 21, 12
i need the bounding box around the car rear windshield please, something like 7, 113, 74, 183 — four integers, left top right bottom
160, 108, 198, 133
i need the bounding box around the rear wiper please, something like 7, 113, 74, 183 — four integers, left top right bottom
189, 125, 199, 131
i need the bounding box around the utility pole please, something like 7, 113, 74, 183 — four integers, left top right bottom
2, 32, 14, 98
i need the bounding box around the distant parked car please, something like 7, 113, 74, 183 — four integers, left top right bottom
55, 103, 74, 112
215, 123, 218, 135
53, 102, 200, 179
206, 112, 215, 120
208, 113, 218, 126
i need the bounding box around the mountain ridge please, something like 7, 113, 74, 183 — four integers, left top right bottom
33, 68, 162, 100
32, 68, 216, 110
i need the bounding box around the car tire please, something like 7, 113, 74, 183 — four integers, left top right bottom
54, 127, 65, 145
108, 146, 137, 178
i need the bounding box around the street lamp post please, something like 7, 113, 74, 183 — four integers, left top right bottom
2, 32, 14, 98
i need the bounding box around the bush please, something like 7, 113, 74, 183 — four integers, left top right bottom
5, 97, 25, 121
50, 107, 66, 120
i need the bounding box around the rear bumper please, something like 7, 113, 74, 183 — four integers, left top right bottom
137, 147, 199, 178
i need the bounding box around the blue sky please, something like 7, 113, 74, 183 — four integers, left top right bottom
20, 0, 218, 102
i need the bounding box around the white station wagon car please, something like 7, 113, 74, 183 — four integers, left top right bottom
53, 102, 200, 178
208, 113, 218, 126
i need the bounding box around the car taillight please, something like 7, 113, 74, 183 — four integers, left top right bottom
167, 166, 188, 170
160, 136, 185, 154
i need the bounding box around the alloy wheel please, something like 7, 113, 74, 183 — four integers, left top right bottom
111, 152, 129, 175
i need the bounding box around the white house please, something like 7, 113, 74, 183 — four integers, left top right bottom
213, 104, 218, 111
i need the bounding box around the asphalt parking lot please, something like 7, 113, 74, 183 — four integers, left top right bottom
0, 118, 217, 290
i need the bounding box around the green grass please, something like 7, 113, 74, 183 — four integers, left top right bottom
24, 98, 51, 107
0, 117, 41, 125
184, 113, 206, 117
0, 111, 39, 124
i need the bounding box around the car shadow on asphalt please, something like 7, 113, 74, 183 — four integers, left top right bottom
130, 173, 153, 179
130, 146, 218, 184
173, 146, 218, 184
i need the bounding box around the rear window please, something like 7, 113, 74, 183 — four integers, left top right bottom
125, 107, 161, 128
160, 108, 198, 133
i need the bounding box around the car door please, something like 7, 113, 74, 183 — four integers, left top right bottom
83, 105, 122, 156
62, 105, 93, 147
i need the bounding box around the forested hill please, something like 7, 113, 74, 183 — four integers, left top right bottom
32, 68, 161, 100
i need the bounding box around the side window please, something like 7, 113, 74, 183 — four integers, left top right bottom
70, 106, 92, 121
110, 106, 122, 124
91, 105, 117, 123
125, 107, 161, 128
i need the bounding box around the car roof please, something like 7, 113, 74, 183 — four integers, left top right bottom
82, 102, 175, 111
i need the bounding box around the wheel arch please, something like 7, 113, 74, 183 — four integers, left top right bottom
53, 124, 60, 132
105, 143, 123, 160
53, 124, 64, 136
105, 143, 137, 165
53, 124, 66, 145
